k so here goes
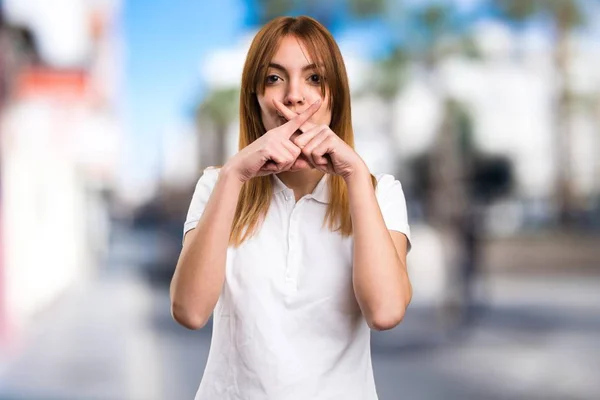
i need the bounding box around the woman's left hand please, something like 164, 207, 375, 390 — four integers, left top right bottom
273, 99, 367, 180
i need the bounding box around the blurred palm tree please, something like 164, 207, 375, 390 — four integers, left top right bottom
254, 0, 386, 27
357, 46, 409, 176
196, 87, 239, 167
404, 3, 484, 229
399, 4, 491, 327
573, 90, 600, 220
491, 0, 586, 226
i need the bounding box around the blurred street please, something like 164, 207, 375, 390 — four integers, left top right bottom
2, 1, 600, 399
0, 222, 598, 400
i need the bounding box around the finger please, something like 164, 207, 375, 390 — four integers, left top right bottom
278, 99, 321, 138
301, 130, 330, 168
281, 138, 302, 163
277, 141, 299, 172
259, 161, 278, 174
260, 148, 290, 173
311, 136, 336, 167
281, 139, 313, 170
273, 99, 317, 133
293, 124, 329, 149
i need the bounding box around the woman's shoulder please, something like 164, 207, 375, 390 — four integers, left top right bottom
194, 165, 222, 185
373, 172, 403, 189
188, 166, 224, 199
372, 172, 408, 202
202, 165, 223, 175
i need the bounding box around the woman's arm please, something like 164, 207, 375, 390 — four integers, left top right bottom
170, 166, 243, 330
347, 168, 412, 331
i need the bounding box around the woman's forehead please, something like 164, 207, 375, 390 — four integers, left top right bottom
269, 35, 326, 66
271, 37, 309, 62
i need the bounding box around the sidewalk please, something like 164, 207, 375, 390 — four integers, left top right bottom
0, 223, 598, 400
0, 268, 169, 400
483, 231, 600, 274
0, 267, 598, 400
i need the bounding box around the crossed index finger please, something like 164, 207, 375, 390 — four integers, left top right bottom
273, 99, 318, 134
277, 99, 321, 138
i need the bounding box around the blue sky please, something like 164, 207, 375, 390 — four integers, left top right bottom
122, 0, 246, 185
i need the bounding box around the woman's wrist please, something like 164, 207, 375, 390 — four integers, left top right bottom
343, 160, 370, 186
219, 162, 246, 187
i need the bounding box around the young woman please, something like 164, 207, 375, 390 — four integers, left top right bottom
170, 15, 412, 400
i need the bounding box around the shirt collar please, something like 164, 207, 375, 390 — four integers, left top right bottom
271, 173, 330, 204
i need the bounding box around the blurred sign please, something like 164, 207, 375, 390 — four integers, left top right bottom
16, 68, 89, 100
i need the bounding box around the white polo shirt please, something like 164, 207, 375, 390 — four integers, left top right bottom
183, 167, 411, 400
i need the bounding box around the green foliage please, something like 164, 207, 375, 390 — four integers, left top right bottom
256, 0, 299, 24
494, 0, 585, 30
255, 0, 387, 25
348, 0, 386, 17
197, 88, 240, 127
373, 47, 408, 99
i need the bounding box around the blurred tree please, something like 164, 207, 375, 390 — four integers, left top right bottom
362, 46, 409, 173
348, 0, 385, 17
400, 4, 495, 327
253, 0, 386, 28
491, 0, 586, 226
369, 47, 408, 101
402, 3, 485, 231
196, 87, 239, 167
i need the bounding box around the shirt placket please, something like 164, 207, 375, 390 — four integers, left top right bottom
284, 191, 303, 291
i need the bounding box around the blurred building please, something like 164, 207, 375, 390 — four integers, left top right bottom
0, 0, 123, 345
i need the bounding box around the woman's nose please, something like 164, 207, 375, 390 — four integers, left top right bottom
283, 83, 305, 106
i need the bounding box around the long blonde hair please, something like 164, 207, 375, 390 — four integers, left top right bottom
229, 15, 376, 247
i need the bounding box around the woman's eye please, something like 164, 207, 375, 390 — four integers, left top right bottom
266, 75, 281, 84
309, 74, 321, 83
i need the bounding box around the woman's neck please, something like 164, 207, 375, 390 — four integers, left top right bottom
276, 169, 326, 201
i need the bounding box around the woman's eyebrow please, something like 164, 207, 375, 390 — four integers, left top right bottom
268, 62, 319, 72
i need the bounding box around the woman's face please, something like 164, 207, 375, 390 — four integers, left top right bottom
257, 35, 332, 133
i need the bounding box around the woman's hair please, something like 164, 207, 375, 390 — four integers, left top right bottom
229, 15, 377, 247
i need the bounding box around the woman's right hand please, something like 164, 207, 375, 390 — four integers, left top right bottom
224, 100, 321, 183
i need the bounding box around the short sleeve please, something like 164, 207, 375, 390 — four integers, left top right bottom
182, 167, 221, 243
375, 173, 412, 252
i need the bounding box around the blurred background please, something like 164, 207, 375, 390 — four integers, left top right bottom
0, 0, 598, 399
